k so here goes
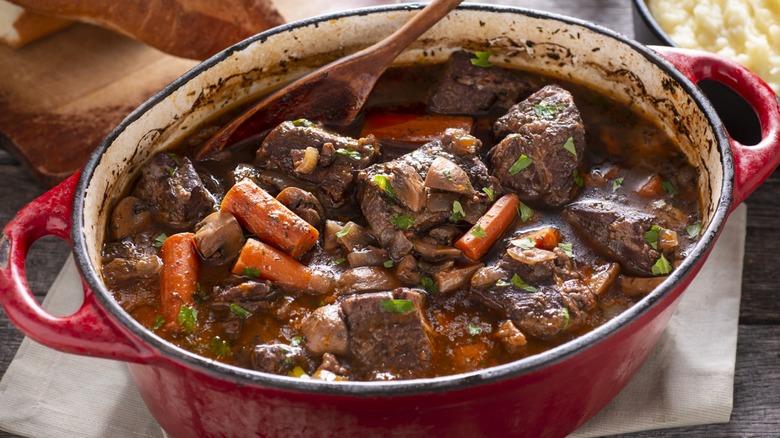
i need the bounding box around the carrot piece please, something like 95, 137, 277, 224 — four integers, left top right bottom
360, 113, 474, 145
525, 227, 562, 251
455, 193, 520, 261
160, 233, 199, 332
232, 239, 334, 294
637, 174, 664, 198
221, 178, 319, 259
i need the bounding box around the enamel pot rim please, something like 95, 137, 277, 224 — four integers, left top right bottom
70, 3, 734, 397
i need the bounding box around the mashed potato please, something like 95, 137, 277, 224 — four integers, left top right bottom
648, 0, 780, 93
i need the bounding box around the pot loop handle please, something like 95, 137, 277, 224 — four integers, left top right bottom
652, 46, 780, 208
0, 172, 154, 363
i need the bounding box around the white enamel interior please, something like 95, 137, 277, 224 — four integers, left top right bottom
81, 7, 723, 279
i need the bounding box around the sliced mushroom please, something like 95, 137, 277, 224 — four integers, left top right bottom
434, 263, 484, 294
424, 156, 474, 195
470, 266, 506, 289
395, 254, 422, 286
585, 263, 621, 296
388, 162, 425, 212
193, 211, 244, 265
619, 275, 666, 297
336, 221, 377, 253
301, 305, 349, 356
346, 246, 388, 268
110, 196, 153, 239
425, 191, 461, 213
337, 266, 401, 294
409, 237, 462, 262
276, 187, 326, 228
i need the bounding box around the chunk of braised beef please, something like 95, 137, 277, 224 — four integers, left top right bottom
340, 288, 433, 380
562, 200, 662, 276
134, 153, 215, 229
312, 352, 350, 381
101, 233, 161, 287
500, 246, 557, 283
490, 85, 586, 207
250, 344, 310, 375
356, 129, 498, 259
212, 280, 277, 303
259, 120, 379, 207
428, 51, 536, 115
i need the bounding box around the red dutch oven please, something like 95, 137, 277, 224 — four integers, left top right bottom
1, 5, 779, 437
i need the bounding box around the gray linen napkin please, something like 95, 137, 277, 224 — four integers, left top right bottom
0, 205, 747, 438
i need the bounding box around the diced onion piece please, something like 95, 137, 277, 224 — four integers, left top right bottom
294, 147, 320, 174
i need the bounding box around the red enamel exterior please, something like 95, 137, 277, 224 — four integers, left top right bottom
1, 11, 780, 438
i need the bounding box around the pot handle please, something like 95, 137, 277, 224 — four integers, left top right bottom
652, 46, 780, 208
0, 173, 154, 363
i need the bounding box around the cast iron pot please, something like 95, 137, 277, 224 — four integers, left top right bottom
2, 4, 779, 437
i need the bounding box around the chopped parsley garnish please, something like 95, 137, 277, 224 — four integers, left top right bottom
391, 214, 415, 230
443, 170, 453, 180
612, 177, 624, 193
152, 316, 165, 331
563, 136, 577, 157
383, 260, 394, 269
153, 233, 168, 248
335, 148, 362, 160
336, 224, 351, 238
451, 200, 465, 222
470, 51, 493, 68
511, 274, 537, 292
420, 276, 438, 294
290, 336, 303, 347
210, 337, 231, 358
333, 257, 346, 265
471, 224, 488, 239
508, 154, 533, 176
662, 180, 677, 196
533, 101, 565, 118
166, 167, 176, 177
511, 237, 536, 250
573, 169, 584, 187
468, 323, 483, 335
177, 305, 198, 332
686, 223, 702, 239
517, 202, 534, 222
558, 242, 574, 258
381, 299, 414, 313
373, 174, 396, 198
644, 225, 662, 250
562, 308, 571, 330
652, 254, 673, 275
230, 303, 252, 319
291, 119, 315, 127
482, 187, 495, 201
243, 267, 261, 278
495, 279, 510, 287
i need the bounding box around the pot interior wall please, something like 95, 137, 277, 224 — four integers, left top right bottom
81, 5, 724, 349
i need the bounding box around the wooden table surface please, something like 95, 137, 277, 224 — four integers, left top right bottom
1, 0, 778, 436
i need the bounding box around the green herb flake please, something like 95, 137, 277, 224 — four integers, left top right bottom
470, 51, 493, 68
335, 148, 362, 160
468, 323, 483, 335
495, 279, 510, 287
153, 233, 168, 248
511, 237, 536, 250
644, 225, 662, 250
152, 316, 165, 331
510, 273, 537, 292
420, 276, 439, 294
662, 180, 677, 196
686, 223, 702, 239
243, 267, 261, 278
210, 337, 231, 358
290, 336, 303, 347
177, 305, 198, 332
533, 101, 564, 118
471, 224, 488, 239
517, 202, 534, 222
612, 177, 624, 193
291, 118, 315, 127
373, 174, 397, 198
558, 242, 574, 258
335, 224, 351, 238
332, 257, 346, 266
573, 169, 584, 187
652, 254, 673, 275
166, 167, 176, 177
562, 307, 571, 330
508, 154, 533, 176
442, 170, 453, 180
383, 260, 394, 269
230, 303, 252, 319
381, 299, 415, 313
390, 214, 415, 230
482, 187, 495, 201
451, 200, 465, 222
562, 136, 577, 157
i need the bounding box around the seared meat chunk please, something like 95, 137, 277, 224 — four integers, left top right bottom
101, 233, 161, 287
251, 344, 310, 375
490, 85, 586, 207
500, 246, 557, 283
301, 304, 349, 356
563, 200, 664, 276
212, 280, 276, 303
428, 51, 535, 115
134, 153, 215, 229
340, 288, 433, 380
356, 129, 499, 259
259, 120, 379, 207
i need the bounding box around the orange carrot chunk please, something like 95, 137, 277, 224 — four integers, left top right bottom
360, 113, 474, 145
232, 238, 334, 294
160, 232, 199, 333
455, 193, 520, 261
221, 178, 319, 259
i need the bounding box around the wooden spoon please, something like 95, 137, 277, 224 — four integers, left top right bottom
195, 0, 464, 160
